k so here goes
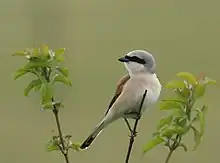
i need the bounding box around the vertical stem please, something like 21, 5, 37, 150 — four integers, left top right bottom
165, 150, 174, 163
125, 90, 147, 163
52, 99, 70, 163
165, 134, 180, 163
43, 68, 70, 163
64, 153, 70, 163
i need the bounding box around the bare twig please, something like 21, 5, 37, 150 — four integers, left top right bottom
125, 90, 147, 163
165, 149, 174, 163
52, 97, 70, 163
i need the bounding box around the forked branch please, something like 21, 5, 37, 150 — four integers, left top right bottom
125, 90, 147, 163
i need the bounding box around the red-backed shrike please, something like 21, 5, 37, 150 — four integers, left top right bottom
80, 50, 162, 149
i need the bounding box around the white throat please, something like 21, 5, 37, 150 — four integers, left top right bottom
124, 62, 150, 77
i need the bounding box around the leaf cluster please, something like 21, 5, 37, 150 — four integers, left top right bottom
143, 72, 216, 153
12, 44, 71, 106
13, 45, 79, 157
47, 135, 80, 152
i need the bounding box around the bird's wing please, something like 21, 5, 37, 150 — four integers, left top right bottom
105, 74, 130, 115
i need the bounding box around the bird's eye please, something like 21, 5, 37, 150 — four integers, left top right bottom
124, 55, 145, 64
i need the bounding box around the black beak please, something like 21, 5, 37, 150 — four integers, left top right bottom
118, 56, 129, 62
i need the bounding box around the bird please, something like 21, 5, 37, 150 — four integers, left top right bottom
80, 50, 162, 149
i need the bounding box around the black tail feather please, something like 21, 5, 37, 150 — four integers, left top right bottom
80, 134, 96, 149
80, 122, 104, 149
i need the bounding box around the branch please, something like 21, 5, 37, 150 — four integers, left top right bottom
125, 90, 147, 163
52, 97, 70, 163
13, 46, 73, 163
43, 67, 70, 163
165, 149, 174, 163
165, 135, 180, 163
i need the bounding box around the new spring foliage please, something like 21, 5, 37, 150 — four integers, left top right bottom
143, 72, 216, 153
13, 45, 71, 106
12, 45, 79, 153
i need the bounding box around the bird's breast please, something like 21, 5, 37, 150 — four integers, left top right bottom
146, 86, 161, 104
140, 75, 162, 109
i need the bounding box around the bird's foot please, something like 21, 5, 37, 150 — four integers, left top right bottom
135, 114, 141, 120
129, 131, 137, 138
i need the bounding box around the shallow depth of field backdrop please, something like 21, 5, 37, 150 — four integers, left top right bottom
1, 0, 220, 163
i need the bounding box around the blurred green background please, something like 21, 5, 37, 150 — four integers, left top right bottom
1, 0, 220, 162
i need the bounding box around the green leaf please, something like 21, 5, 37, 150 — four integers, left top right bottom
157, 116, 173, 130
42, 101, 53, 110
190, 125, 201, 150
34, 84, 41, 92
177, 72, 197, 85
55, 48, 65, 55
40, 44, 49, 56
160, 101, 183, 110
161, 125, 186, 137
178, 143, 188, 152
166, 80, 186, 89
69, 143, 80, 151
143, 136, 165, 153
27, 56, 40, 62
56, 67, 69, 77
177, 117, 188, 126
32, 48, 40, 57
161, 99, 186, 105
203, 77, 217, 85
52, 74, 72, 86
175, 88, 191, 99
160, 127, 175, 138
47, 144, 59, 152
196, 105, 208, 136
194, 84, 206, 98
55, 48, 65, 61
13, 69, 30, 80
41, 83, 53, 104
46, 140, 59, 152
24, 79, 42, 96
12, 51, 27, 57
171, 108, 186, 117
25, 60, 49, 69
176, 126, 189, 135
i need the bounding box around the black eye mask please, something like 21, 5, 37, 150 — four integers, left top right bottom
124, 55, 146, 64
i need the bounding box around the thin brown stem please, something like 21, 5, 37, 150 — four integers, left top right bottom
52, 98, 70, 163
125, 90, 147, 163
165, 150, 174, 163
63, 153, 70, 163
165, 134, 180, 163
43, 62, 70, 163
43, 68, 70, 163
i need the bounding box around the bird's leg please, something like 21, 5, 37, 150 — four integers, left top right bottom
131, 114, 141, 137
124, 118, 133, 133
135, 113, 141, 121
124, 118, 137, 137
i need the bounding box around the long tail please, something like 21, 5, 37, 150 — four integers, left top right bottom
80, 121, 105, 149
